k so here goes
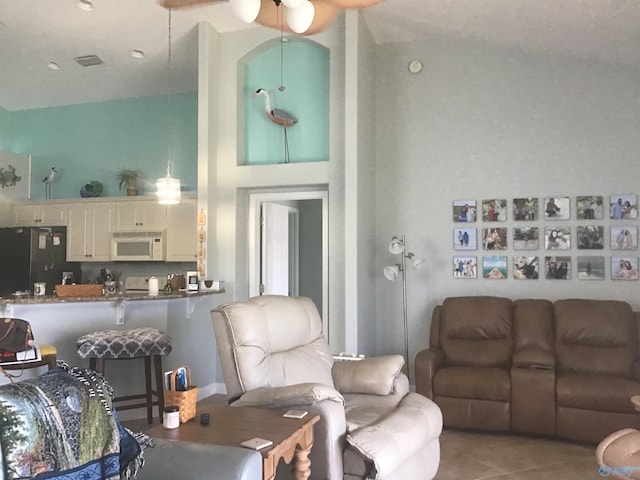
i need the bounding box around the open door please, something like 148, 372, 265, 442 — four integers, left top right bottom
260, 202, 299, 296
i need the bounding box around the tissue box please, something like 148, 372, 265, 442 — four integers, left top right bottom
199, 280, 224, 291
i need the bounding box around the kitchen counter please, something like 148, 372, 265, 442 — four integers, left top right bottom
0, 289, 225, 305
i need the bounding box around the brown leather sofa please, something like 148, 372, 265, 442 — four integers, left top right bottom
415, 296, 640, 443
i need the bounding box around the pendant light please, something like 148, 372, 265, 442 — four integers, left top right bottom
156, 7, 181, 205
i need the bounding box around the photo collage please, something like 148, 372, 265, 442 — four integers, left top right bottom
452, 195, 639, 280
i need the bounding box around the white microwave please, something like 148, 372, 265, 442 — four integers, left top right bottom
111, 231, 165, 261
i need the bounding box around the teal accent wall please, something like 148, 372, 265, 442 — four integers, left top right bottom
243, 40, 329, 165
4, 93, 197, 200
0, 106, 11, 151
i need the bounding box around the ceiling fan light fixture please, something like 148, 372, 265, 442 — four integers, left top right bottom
285, 0, 315, 33
282, 0, 304, 8
230, 0, 262, 23
77, 0, 94, 11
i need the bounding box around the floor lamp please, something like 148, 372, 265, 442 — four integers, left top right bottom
383, 235, 425, 374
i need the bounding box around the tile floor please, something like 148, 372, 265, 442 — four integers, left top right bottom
435, 429, 602, 480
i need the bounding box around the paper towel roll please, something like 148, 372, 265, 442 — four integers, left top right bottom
148, 276, 159, 296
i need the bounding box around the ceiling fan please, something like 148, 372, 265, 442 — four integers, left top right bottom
160, 0, 383, 35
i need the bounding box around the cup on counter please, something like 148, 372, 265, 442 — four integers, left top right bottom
103, 281, 117, 296
33, 283, 46, 296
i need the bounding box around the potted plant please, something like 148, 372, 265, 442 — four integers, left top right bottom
116, 169, 142, 196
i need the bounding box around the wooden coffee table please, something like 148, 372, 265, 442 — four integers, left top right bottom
146, 397, 320, 480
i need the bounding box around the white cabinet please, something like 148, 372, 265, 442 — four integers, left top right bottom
67, 202, 114, 261
13, 202, 67, 226
166, 197, 197, 262
114, 200, 166, 231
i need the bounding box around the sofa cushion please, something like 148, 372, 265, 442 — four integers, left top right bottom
557, 373, 640, 413
513, 299, 554, 352
440, 297, 513, 367
433, 366, 510, 402
555, 299, 636, 377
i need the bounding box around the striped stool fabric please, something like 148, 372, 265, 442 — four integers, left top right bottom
77, 328, 172, 424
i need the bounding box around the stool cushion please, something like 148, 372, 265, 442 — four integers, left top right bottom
77, 327, 172, 359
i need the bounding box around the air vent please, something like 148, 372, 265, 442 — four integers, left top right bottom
74, 54, 104, 67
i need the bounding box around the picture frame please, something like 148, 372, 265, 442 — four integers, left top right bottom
609, 194, 638, 220
544, 196, 570, 220
577, 256, 605, 280
482, 228, 507, 250
483, 256, 507, 279
453, 256, 477, 278
612, 256, 639, 280
576, 226, 604, 250
512, 198, 538, 221
482, 199, 507, 222
453, 228, 477, 250
0, 151, 31, 200
513, 227, 539, 250
453, 200, 477, 223
544, 227, 571, 250
545, 256, 571, 280
513, 256, 539, 280
610, 226, 638, 250
576, 195, 603, 220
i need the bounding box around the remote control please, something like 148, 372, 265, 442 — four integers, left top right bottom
200, 413, 210, 425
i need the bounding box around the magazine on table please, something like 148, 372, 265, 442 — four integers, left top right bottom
0, 346, 42, 364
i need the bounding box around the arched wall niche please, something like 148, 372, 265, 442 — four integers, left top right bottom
237, 37, 329, 165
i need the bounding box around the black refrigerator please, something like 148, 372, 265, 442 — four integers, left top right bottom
0, 227, 82, 296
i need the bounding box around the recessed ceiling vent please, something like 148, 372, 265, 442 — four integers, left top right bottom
74, 54, 104, 67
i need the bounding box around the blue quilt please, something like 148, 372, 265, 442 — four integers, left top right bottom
0, 366, 141, 480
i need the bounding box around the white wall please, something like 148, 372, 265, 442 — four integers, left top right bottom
374, 37, 640, 378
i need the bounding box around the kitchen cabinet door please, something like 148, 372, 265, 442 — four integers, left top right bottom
114, 200, 166, 231
67, 203, 114, 261
13, 203, 66, 226
166, 197, 197, 262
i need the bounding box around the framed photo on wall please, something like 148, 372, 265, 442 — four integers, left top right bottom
482, 228, 507, 250
482, 199, 507, 222
544, 227, 570, 250
453, 228, 477, 250
610, 195, 638, 220
610, 226, 638, 250
576, 226, 604, 250
0, 151, 31, 200
545, 256, 571, 280
453, 200, 477, 223
483, 256, 507, 279
513, 256, 539, 280
576, 195, 603, 220
544, 196, 570, 220
577, 256, 605, 280
513, 227, 539, 250
453, 256, 477, 278
612, 256, 639, 280
512, 198, 538, 221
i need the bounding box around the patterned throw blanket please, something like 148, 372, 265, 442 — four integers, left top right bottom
0, 365, 142, 480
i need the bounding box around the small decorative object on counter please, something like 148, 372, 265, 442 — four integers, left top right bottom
148, 277, 159, 297
186, 271, 199, 292
33, 283, 46, 296
163, 275, 173, 294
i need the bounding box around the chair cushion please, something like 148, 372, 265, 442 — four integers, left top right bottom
557, 373, 640, 413
333, 355, 404, 395
433, 366, 510, 402
77, 327, 172, 359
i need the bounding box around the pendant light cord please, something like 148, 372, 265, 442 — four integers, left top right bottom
166, 8, 174, 178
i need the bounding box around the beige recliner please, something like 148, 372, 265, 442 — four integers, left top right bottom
211, 295, 442, 480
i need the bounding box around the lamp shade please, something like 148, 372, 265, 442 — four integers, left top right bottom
230, 0, 261, 23
285, 0, 315, 33
410, 254, 426, 269
156, 176, 181, 205
388, 236, 404, 255
383, 265, 400, 281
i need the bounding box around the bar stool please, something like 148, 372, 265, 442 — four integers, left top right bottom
77, 327, 172, 424
1, 344, 58, 372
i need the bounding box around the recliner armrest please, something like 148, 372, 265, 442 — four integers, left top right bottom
332, 355, 404, 395
512, 347, 555, 369
415, 347, 444, 399
237, 382, 344, 409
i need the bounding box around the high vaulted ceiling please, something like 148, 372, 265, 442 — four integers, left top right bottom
1, 0, 639, 111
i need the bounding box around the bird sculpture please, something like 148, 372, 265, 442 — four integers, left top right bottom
42, 167, 57, 199
253, 88, 297, 163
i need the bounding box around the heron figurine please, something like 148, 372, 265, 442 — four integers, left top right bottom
42, 167, 57, 199
253, 88, 297, 164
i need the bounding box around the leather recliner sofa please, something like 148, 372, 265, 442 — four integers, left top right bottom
415, 296, 640, 443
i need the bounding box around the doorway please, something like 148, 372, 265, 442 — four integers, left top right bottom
249, 190, 328, 335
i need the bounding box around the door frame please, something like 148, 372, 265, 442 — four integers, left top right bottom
249, 189, 329, 335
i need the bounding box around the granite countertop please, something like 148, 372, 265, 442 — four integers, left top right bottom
0, 289, 225, 305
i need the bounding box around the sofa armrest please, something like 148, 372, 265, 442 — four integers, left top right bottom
512, 347, 555, 369
415, 347, 444, 399
632, 361, 640, 383
332, 355, 404, 395
346, 393, 443, 480
237, 382, 344, 409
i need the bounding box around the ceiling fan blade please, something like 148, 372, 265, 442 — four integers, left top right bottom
160, 0, 224, 9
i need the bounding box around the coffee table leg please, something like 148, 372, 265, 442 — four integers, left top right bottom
292, 443, 313, 480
